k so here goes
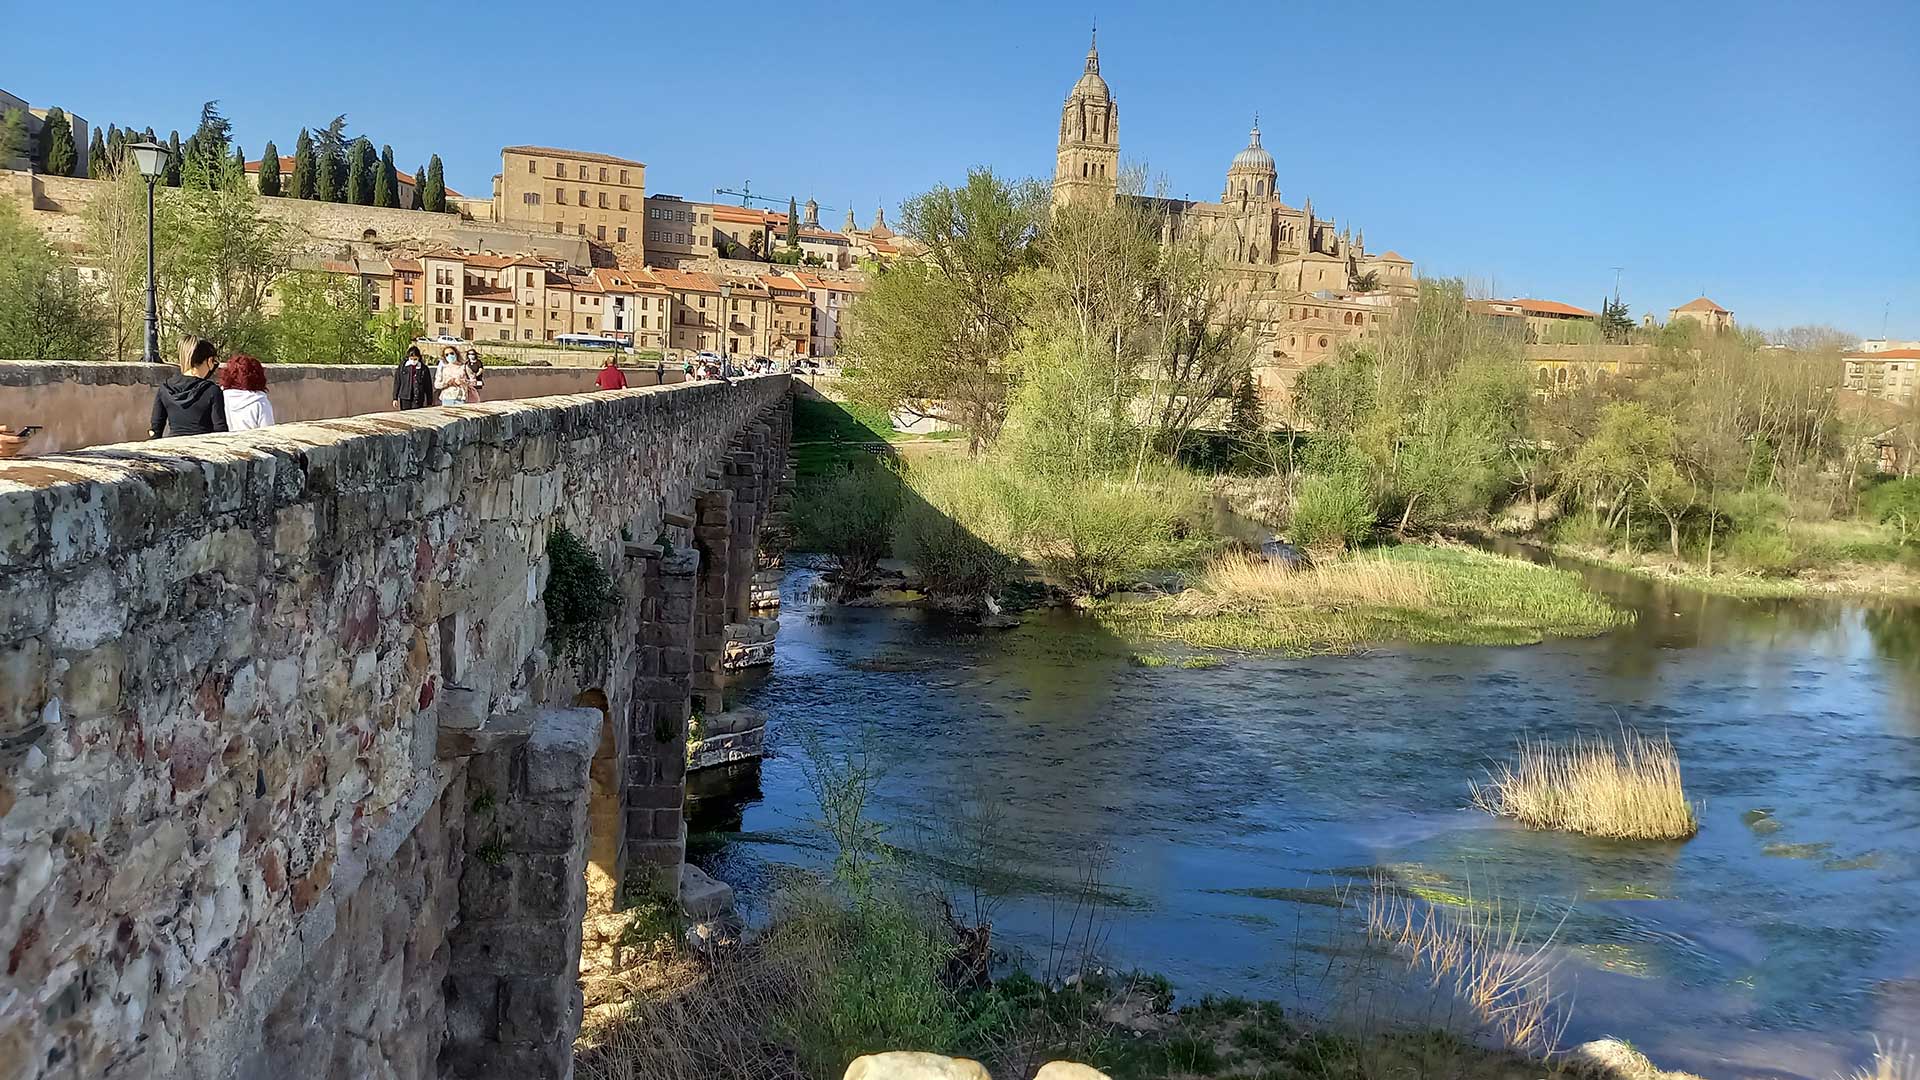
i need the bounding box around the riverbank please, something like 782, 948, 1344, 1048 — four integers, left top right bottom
1540, 540, 1920, 600
1095, 544, 1631, 654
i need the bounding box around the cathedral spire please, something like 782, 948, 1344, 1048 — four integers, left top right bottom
1086, 24, 1099, 73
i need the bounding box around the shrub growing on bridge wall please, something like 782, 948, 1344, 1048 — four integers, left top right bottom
544, 524, 619, 664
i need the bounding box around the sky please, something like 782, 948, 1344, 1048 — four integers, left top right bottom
5, 0, 1916, 337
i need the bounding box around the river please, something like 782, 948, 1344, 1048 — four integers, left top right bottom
694, 550, 1920, 1080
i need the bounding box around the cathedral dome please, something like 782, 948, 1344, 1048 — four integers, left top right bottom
1229, 121, 1274, 174
1070, 32, 1110, 99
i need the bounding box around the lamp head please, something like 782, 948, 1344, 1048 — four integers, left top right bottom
129, 141, 169, 179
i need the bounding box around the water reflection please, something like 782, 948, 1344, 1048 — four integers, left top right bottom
706, 556, 1920, 1080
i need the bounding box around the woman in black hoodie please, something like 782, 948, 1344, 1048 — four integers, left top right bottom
150, 337, 229, 438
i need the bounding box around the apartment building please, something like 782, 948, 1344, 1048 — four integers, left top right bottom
494, 146, 646, 254
792, 271, 865, 357
1845, 349, 1920, 406
420, 251, 467, 338
389, 258, 423, 323
650, 269, 722, 354
588, 269, 671, 352
764, 274, 813, 358
710, 205, 786, 259
642, 195, 713, 266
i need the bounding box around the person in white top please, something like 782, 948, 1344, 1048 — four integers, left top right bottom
435, 347, 475, 405
217, 353, 276, 431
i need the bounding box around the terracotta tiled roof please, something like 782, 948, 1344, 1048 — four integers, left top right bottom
711, 205, 777, 224
463, 253, 519, 269
419, 249, 465, 261
590, 269, 641, 293
389, 258, 422, 272
649, 268, 720, 293
502, 145, 645, 169
1506, 298, 1595, 318
318, 259, 358, 275
465, 287, 514, 301
763, 274, 808, 294
1848, 349, 1920, 360
1674, 297, 1729, 313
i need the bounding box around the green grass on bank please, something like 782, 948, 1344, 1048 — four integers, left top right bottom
1547, 540, 1920, 600
1098, 545, 1630, 655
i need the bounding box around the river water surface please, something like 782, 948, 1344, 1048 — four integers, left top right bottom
697, 552, 1920, 1080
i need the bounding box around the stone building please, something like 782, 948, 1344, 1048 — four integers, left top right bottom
1048, 36, 1417, 405
1668, 296, 1734, 331
1844, 348, 1920, 406
493, 145, 647, 257
642, 194, 714, 265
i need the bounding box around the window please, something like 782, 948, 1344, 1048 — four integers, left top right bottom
578, 165, 587, 179
599, 167, 607, 182
700, 213, 708, 224
597, 193, 607, 209
404, 286, 414, 302
586, 317, 595, 330
620, 169, 628, 184
577, 224, 586, 236
555, 163, 565, 177
578, 189, 587, 205
555, 188, 566, 204
618, 194, 629, 211
523, 192, 540, 206
556, 223, 564, 234
617, 227, 626, 242
528, 159, 537, 173
597, 225, 606, 240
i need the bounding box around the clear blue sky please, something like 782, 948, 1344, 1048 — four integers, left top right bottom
5, 0, 1915, 336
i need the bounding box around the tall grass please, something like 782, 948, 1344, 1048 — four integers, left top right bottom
1168, 552, 1431, 617
1843, 1038, 1916, 1080
792, 463, 903, 590
1363, 880, 1569, 1056
1469, 730, 1698, 841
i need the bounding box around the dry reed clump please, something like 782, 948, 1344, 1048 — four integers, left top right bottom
1845, 1039, 1917, 1080
1363, 880, 1569, 1057
1469, 730, 1698, 841
1168, 552, 1434, 617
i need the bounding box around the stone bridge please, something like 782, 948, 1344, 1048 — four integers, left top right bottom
0, 374, 792, 1079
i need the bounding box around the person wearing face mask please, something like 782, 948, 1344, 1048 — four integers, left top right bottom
435, 346, 476, 405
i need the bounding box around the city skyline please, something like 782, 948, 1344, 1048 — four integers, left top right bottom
3, 0, 1914, 336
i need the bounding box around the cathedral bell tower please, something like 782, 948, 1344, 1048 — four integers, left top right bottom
1052, 29, 1119, 211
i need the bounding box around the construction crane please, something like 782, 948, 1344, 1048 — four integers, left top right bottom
712, 180, 834, 216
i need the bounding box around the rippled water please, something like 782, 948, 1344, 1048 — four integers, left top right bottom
698, 552, 1920, 1080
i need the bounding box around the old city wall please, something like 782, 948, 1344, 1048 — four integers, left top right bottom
0, 360, 681, 455
0, 375, 792, 1080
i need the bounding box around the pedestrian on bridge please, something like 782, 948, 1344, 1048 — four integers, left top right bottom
595, 356, 628, 391
434, 346, 476, 406
393, 345, 433, 410
218, 354, 276, 431
149, 337, 228, 439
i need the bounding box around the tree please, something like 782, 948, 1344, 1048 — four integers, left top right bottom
421, 155, 446, 212
257, 139, 281, 196
87, 166, 150, 359
230, 144, 246, 182
271, 270, 375, 363
786, 196, 799, 248
154, 164, 289, 356
374, 145, 398, 208
408, 163, 425, 210
1351, 269, 1381, 293
0, 109, 27, 166
165, 130, 183, 186
106, 126, 126, 171
40, 108, 76, 176
181, 101, 232, 186
315, 115, 348, 202
290, 129, 316, 199
1229, 370, 1263, 435
1599, 295, 1634, 343
346, 137, 373, 205
87, 126, 108, 178
841, 167, 1046, 452
0, 197, 106, 359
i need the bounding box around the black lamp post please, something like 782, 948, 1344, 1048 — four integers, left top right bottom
128, 141, 170, 363
718, 283, 733, 377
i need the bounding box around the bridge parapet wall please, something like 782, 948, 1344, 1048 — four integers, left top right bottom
0, 375, 789, 1079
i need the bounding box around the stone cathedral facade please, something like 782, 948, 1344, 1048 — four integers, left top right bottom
1051, 33, 1418, 404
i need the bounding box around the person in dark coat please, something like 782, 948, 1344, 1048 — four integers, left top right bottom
393, 345, 433, 409
149, 337, 228, 438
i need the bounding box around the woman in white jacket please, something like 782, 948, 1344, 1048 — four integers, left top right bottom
435, 347, 476, 405
217, 354, 277, 431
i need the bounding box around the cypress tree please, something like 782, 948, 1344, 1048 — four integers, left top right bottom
88, 127, 107, 178
231, 144, 246, 183
316, 116, 349, 202
107, 125, 125, 170
0, 109, 27, 167
421, 154, 446, 212
786, 196, 799, 248
41, 108, 77, 176
315, 145, 339, 202
257, 139, 281, 196
290, 129, 316, 199
374, 145, 398, 208
165, 130, 182, 186
346, 137, 371, 205
409, 164, 425, 210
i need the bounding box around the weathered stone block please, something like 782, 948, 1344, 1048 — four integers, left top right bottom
522, 707, 599, 796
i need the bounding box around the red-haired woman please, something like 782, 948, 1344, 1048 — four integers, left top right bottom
217, 354, 277, 431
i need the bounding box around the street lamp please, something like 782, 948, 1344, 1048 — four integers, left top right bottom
718, 283, 732, 377
128, 141, 170, 363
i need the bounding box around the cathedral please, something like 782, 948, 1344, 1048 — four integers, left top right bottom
1052, 32, 1417, 402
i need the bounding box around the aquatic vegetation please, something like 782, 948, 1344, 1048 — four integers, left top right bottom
1363, 880, 1570, 1056
1843, 1038, 1916, 1080
1129, 652, 1221, 669
1470, 730, 1699, 841
1101, 544, 1629, 655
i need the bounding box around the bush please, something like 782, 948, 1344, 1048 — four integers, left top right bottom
544, 525, 619, 661
1725, 524, 1797, 575
1032, 479, 1176, 597
1865, 478, 1920, 541
793, 463, 903, 589
896, 460, 1019, 603
1290, 472, 1376, 552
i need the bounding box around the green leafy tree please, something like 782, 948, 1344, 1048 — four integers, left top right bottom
271, 270, 374, 363
0, 109, 27, 166
408, 163, 425, 210
41, 108, 77, 176
748, 229, 765, 258
1351, 269, 1381, 293
154, 165, 289, 355
256, 139, 281, 196
315, 116, 348, 202
290, 129, 316, 199
1599, 296, 1634, 343
786, 196, 799, 248
421, 154, 446, 211
346, 137, 372, 205
0, 197, 106, 359
86, 166, 150, 359
375, 145, 398, 208
181, 101, 232, 186
87, 126, 107, 178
